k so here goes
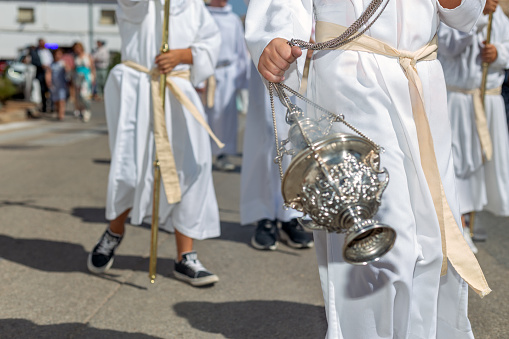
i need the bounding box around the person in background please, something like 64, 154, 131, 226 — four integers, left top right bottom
438, 0, 509, 249
240, 62, 313, 251
92, 40, 109, 101
87, 0, 222, 287
72, 42, 95, 122
34, 38, 53, 113
205, 0, 249, 171
20, 47, 37, 104
46, 48, 69, 121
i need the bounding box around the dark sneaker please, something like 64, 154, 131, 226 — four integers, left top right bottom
215, 154, 235, 171
251, 219, 278, 250
87, 228, 123, 274
280, 219, 314, 249
174, 251, 219, 286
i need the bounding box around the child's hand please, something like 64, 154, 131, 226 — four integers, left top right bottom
155, 50, 182, 74
483, 0, 498, 15
481, 43, 498, 63
258, 38, 302, 82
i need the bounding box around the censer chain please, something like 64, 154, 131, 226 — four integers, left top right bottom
274, 82, 381, 151
289, 0, 390, 51
269, 83, 285, 181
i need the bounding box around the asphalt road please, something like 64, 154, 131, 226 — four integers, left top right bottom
0, 102, 507, 338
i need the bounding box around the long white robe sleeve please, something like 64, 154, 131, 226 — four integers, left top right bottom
104, 0, 221, 239
246, 1, 485, 338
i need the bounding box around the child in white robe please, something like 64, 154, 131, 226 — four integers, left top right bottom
87, 0, 222, 287
240, 61, 313, 250
438, 2, 509, 247
245, 0, 491, 337
205, 0, 249, 171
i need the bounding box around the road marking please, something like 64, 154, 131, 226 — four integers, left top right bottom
27, 129, 106, 146
0, 122, 107, 145
0, 121, 43, 132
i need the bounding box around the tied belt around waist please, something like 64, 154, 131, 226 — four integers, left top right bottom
204, 61, 232, 108
122, 60, 224, 204
315, 21, 490, 297
447, 86, 503, 162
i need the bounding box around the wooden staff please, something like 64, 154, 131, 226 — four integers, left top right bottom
471, 12, 494, 238
149, 0, 171, 284
480, 13, 494, 101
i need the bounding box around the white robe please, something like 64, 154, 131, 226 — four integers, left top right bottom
240, 62, 301, 225
205, 4, 249, 156
246, 1, 484, 338
104, 0, 221, 240
439, 8, 509, 216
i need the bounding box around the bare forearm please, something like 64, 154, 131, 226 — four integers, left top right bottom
176, 48, 193, 65
155, 48, 193, 74
439, 0, 462, 9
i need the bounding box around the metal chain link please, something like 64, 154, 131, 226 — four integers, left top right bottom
269, 83, 285, 180
273, 82, 381, 150
289, 0, 390, 51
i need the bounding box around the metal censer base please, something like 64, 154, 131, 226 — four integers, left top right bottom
282, 133, 396, 265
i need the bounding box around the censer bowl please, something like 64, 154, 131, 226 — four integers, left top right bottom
282, 133, 396, 265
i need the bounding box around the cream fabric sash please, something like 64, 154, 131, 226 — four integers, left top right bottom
316, 21, 490, 297
122, 60, 224, 204
206, 75, 216, 108
447, 86, 502, 162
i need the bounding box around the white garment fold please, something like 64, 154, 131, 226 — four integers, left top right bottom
105, 0, 221, 239
246, 1, 486, 338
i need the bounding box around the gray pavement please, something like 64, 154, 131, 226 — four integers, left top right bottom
0, 103, 325, 338
0, 102, 507, 338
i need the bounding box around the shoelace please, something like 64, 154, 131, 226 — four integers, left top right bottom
184, 258, 207, 273
96, 234, 119, 256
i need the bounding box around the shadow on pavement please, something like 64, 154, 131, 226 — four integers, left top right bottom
0, 235, 174, 278
0, 319, 163, 339
218, 221, 253, 244
0, 200, 68, 215
0, 145, 43, 150
93, 158, 111, 165
174, 300, 327, 339
0, 202, 107, 225
72, 207, 108, 224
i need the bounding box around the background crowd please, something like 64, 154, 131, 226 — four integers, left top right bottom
11, 38, 110, 122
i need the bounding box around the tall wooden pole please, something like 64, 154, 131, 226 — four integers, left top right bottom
471, 13, 494, 238
149, 0, 171, 284
480, 13, 494, 100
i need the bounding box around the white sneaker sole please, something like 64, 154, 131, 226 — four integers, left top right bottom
279, 229, 314, 249
173, 271, 219, 286
87, 253, 114, 274
251, 237, 278, 251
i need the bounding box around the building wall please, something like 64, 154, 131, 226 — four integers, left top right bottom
0, 1, 120, 59
1, 0, 507, 59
